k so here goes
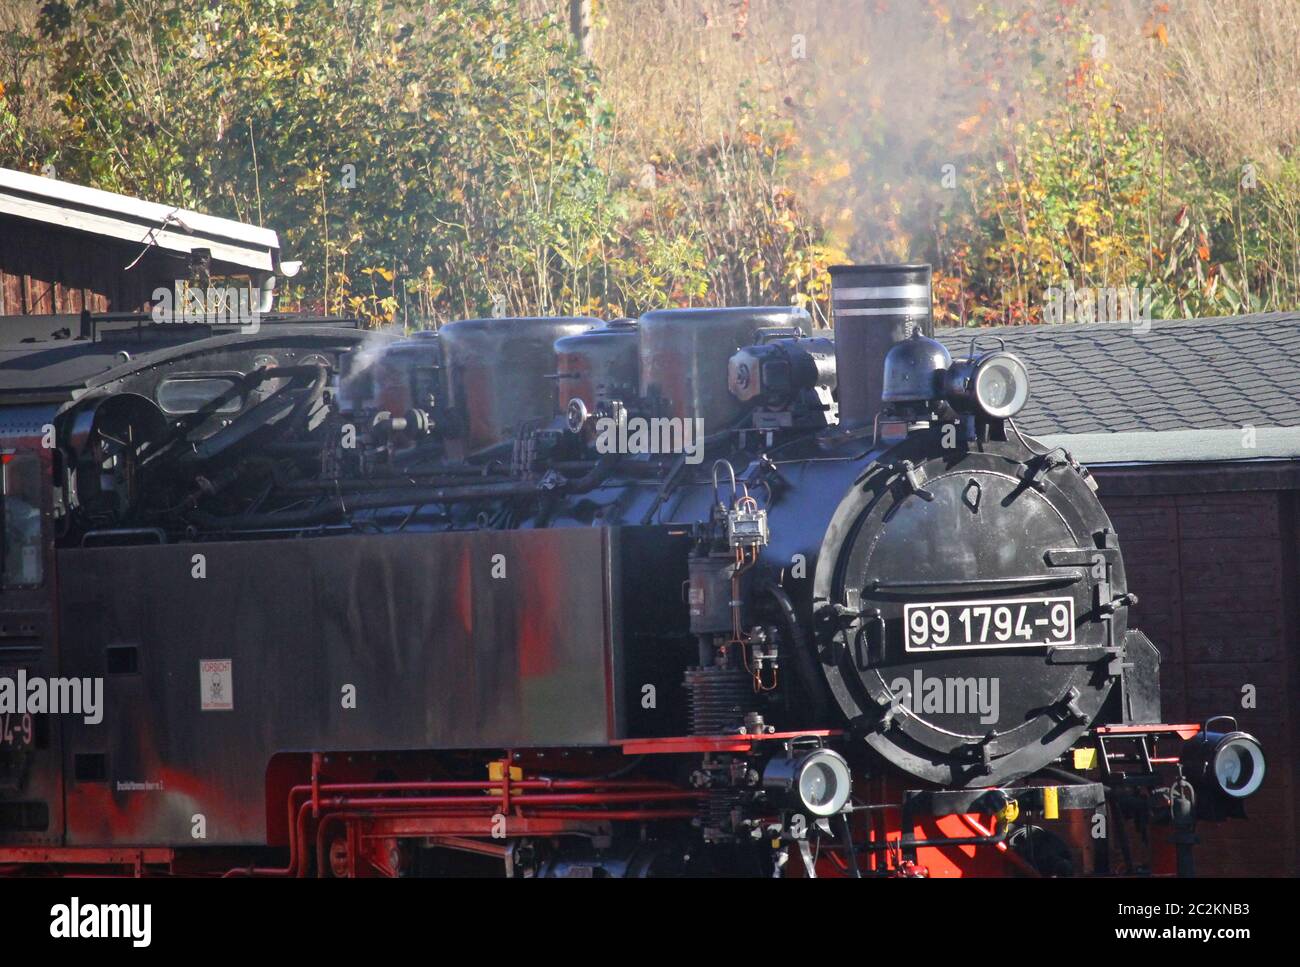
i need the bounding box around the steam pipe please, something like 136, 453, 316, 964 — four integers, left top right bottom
763, 581, 830, 723
257, 274, 277, 315
185, 482, 547, 529
227, 777, 691, 877
315, 792, 701, 808
188, 453, 623, 529
564, 452, 622, 493
312, 808, 697, 876
958, 814, 1042, 876
275, 474, 520, 494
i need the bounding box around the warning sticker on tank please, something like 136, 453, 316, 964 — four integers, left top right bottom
200, 659, 233, 710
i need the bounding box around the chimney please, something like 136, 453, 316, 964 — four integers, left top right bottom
829, 264, 933, 431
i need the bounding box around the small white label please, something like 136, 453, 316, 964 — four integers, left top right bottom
200, 659, 233, 710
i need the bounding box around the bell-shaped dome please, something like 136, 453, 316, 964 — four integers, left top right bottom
881, 332, 952, 404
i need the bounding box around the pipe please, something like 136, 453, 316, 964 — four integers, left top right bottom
223, 798, 315, 877
316, 792, 701, 808
639, 417, 755, 525
190, 454, 621, 530
226, 776, 693, 878
519, 810, 695, 821
837, 813, 862, 878
304, 778, 680, 792
763, 581, 829, 722
959, 814, 1041, 877
310, 808, 698, 877
257, 274, 276, 315
275, 473, 519, 494
857, 825, 1011, 850
1036, 766, 1095, 786
187, 481, 542, 529
564, 452, 621, 494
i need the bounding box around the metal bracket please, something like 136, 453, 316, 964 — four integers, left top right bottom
890, 460, 933, 501
852, 609, 885, 670
820, 603, 885, 670
1100, 591, 1139, 616
1053, 685, 1088, 723
1044, 547, 1119, 569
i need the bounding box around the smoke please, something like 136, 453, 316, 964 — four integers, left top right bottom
343, 326, 404, 380
597, 0, 1082, 265
778, 0, 1084, 265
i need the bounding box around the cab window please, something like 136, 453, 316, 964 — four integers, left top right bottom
156, 377, 244, 415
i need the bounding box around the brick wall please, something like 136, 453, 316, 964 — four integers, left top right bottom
1103, 488, 1297, 875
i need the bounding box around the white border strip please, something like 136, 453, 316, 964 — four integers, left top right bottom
832, 284, 931, 300
834, 307, 929, 317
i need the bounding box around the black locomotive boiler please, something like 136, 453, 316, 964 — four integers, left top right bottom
0, 265, 1264, 877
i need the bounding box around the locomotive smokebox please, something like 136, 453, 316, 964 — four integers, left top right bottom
830, 264, 933, 431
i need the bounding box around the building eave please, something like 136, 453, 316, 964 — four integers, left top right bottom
0, 167, 281, 275
1035, 426, 1300, 466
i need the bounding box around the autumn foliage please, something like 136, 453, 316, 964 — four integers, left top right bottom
1, 0, 1298, 328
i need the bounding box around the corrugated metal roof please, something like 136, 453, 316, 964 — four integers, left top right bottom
935, 312, 1300, 465
0, 167, 283, 274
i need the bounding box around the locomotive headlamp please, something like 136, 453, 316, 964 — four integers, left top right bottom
945, 351, 1031, 420
762, 747, 852, 817
1180, 717, 1266, 800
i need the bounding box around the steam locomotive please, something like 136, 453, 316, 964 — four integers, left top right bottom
0, 264, 1264, 877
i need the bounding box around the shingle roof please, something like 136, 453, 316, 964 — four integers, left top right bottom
935, 312, 1300, 464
